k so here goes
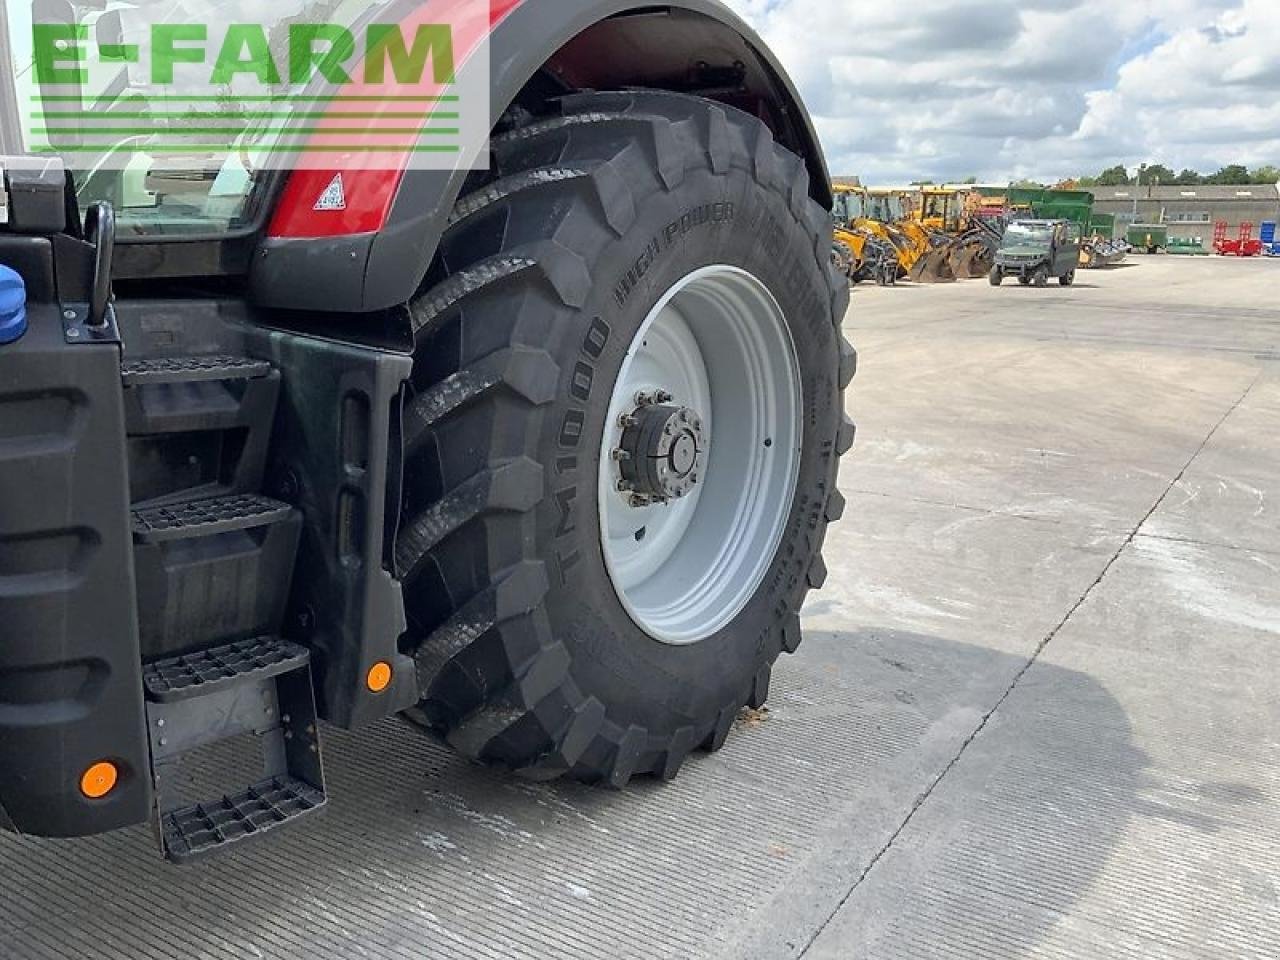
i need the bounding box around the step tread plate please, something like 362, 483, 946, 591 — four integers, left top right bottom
122, 355, 272, 386
132, 493, 293, 543
162, 775, 326, 864
143, 635, 311, 703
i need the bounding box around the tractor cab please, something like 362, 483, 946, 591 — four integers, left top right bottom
831, 185, 867, 226
864, 189, 906, 225
918, 188, 964, 232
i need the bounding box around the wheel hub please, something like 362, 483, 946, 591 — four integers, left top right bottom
614, 391, 706, 507
598, 265, 801, 645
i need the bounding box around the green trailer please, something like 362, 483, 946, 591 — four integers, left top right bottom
1127, 223, 1169, 253
975, 186, 1100, 234
1167, 236, 1209, 256
1086, 212, 1116, 239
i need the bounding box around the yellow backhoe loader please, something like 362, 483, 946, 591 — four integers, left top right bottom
833, 185, 955, 283
912, 187, 1001, 279
830, 186, 899, 285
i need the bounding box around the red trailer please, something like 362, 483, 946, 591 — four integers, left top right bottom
1215, 221, 1263, 257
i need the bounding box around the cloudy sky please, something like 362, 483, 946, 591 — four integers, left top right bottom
726, 0, 1279, 183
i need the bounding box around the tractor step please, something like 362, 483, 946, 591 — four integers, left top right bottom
132, 493, 294, 543
121, 354, 280, 497
145, 641, 326, 864
131, 494, 302, 660
160, 775, 326, 863
122, 355, 272, 386
143, 636, 311, 703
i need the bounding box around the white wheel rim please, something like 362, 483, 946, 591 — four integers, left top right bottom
598, 265, 802, 645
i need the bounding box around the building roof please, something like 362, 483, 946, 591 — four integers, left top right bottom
1092, 184, 1280, 201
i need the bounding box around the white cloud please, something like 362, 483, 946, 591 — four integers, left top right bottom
726, 0, 1279, 182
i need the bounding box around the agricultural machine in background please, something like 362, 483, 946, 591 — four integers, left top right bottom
863, 188, 958, 283
913, 186, 1002, 278
1214, 221, 1264, 257
1261, 221, 1280, 257
1127, 223, 1169, 253
1167, 236, 1209, 256
829, 184, 953, 284
1078, 237, 1129, 268
831, 186, 900, 285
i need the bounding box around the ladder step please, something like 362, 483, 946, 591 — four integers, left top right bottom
144, 636, 311, 703
161, 775, 326, 864
132, 493, 293, 543
122, 355, 272, 386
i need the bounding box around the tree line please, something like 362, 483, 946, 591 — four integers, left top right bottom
1078, 164, 1280, 187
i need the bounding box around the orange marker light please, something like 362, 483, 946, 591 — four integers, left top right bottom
80, 761, 118, 799
366, 661, 392, 693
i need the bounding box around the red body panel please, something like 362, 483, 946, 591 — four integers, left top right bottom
268, 0, 526, 239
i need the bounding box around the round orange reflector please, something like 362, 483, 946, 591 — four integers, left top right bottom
80, 761, 118, 799
366, 661, 392, 693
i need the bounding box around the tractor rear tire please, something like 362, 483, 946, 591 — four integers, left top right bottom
1059, 270, 1075, 287
988, 267, 1002, 286
1018, 274, 1031, 286
395, 90, 854, 787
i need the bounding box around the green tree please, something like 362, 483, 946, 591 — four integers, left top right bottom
1094, 164, 1131, 186
1173, 168, 1203, 185
1141, 163, 1176, 184
1249, 165, 1280, 184
1205, 164, 1250, 185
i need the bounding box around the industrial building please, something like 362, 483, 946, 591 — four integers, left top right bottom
1092, 183, 1280, 241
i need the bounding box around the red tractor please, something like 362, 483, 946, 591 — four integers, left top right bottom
0, 1, 854, 861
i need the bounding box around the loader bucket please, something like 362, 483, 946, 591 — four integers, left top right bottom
950, 242, 991, 279
908, 249, 957, 283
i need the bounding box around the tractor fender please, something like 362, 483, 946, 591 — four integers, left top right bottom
250, 0, 832, 313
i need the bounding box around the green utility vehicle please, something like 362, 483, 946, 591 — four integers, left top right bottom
989, 219, 1081, 287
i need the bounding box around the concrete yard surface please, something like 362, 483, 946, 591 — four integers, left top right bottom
2, 256, 1278, 959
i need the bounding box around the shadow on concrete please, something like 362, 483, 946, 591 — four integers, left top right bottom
791, 628, 1154, 960
1, 628, 1152, 960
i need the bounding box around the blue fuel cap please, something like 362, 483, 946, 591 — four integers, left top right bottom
0, 265, 28, 345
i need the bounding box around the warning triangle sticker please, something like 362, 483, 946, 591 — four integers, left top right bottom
313, 173, 347, 211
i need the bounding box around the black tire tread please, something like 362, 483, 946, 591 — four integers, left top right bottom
398, 89, 856, 787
